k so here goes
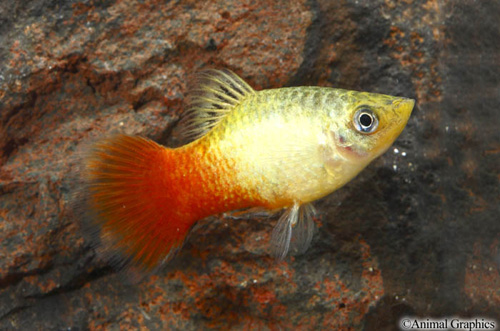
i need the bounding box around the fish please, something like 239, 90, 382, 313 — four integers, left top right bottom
84, 69, 414, 271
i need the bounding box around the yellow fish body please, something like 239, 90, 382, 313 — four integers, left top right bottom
85, 69, 414, 270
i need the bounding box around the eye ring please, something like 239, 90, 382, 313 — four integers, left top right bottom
353, 108, 379, 134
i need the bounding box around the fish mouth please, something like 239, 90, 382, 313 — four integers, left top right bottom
393, 98, 415, 120
376, 97, 415, 155
391, 97, 415, 134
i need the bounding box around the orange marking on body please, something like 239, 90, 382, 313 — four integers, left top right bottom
86, 135, 257, 270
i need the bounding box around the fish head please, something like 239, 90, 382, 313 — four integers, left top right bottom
329, 90, 415, 164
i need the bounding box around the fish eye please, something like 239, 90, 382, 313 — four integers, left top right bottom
353, 108, 379, 134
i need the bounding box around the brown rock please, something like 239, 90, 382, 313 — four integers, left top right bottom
0, 0, 499, 329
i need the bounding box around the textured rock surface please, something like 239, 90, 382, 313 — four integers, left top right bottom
0, 0, 499, 329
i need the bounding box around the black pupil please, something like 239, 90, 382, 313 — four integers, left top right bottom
360, 113, 373, 127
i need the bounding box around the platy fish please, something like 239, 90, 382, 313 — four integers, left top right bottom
85, 69, 414, 270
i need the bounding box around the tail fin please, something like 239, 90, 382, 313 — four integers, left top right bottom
84, 135, 191, 271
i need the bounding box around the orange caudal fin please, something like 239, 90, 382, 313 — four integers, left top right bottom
83, 135, 194, 271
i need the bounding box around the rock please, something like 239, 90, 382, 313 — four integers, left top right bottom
0, 0, 499, 329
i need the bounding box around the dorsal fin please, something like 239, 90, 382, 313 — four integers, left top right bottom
179, 69, 256, 141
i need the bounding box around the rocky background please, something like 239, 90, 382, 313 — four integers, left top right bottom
0, 0, 499, 329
